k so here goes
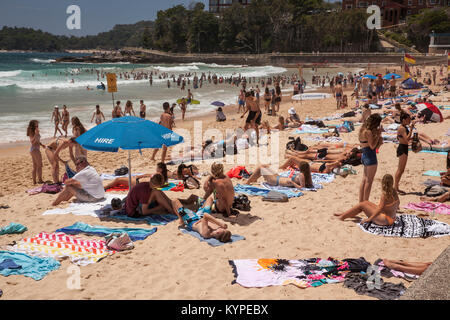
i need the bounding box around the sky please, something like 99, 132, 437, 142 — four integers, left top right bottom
0, 0, 209, 36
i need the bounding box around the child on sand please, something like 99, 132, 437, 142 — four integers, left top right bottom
334, 174, 399, 226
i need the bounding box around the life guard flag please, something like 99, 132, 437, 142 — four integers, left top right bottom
404, 53, 416, 64
404, 63, 410, 79
106, 73, 117, 93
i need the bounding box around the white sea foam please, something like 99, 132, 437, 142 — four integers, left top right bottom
0, 70, 22, 78
30, 58, 56, 63
154, 65, 200, 72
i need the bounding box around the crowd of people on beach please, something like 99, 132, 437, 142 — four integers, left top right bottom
25, 61, 450, 250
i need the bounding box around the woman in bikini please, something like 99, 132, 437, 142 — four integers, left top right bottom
61, 105, 70, 137
359, 113, 383, 202
394, 112, 415, 194
27, 120, 45, 184
334, 174, 399, 226
71, 116, 87, 159
263, 87, 271, 113
246, 162, 313, 189
51, 106, 63, 137
91, 105, 105, 126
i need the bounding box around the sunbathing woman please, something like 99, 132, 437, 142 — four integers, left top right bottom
103, 162, 169, 190
246, 162, 313, 189
171, 196, 232, 243
284, 147, 361, 164
334, 174, 399, 226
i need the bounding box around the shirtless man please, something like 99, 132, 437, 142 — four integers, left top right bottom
112, 101, 123, 118
139, 100, 146, 119
334, 81, 343, 109
389, 75, 396, 98
203, 162, 236, 217
51, 106, 63, 137
375, 74, 384, 100
240, 90, 261, 145
237, 89, 246, 113
150, 102, 173, 163
61, 105, 70, 137
124, 100, 136, 116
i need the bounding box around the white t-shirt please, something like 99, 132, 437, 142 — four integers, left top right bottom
73, 165, 105, 199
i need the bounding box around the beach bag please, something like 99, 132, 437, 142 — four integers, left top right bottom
183, 176, 200, 189
286, 137, 308, 151
232, 195, 251, 211
262, 191, 288, 203
114, 166, 129, 176
424, 185, 448, 197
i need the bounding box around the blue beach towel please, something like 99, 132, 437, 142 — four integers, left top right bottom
293, 128, 328, 134
0, 251, 60, 281
261, 182, 311, 194
55, 222, 157, 241
423, 170, 445, 177
234, 184, 303, 198
109, 213, 179, 226
0, 223, 27, 235
179, 228, 245, 247
419, 150, 448, 156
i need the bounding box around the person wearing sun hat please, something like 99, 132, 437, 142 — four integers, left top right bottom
287, 107, 302, 125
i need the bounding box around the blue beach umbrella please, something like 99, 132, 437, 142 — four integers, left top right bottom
211, 101, 225, 107
76, 116, 184, 188
383, 73, 401, 80
363, 74, 377, 79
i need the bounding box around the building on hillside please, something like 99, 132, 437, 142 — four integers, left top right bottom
209, 0, 251, 14
429, 32, 450, 53
342, 0, 450, 27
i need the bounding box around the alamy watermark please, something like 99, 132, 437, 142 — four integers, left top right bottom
366, 5, 381, 30
66, 5, 81, 30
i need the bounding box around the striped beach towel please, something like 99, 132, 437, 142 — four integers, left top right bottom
8, 232, 115, 266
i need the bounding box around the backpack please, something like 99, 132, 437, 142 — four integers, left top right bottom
424, 185, 448, 197
114, 166, 129, 176
232, 195, 251, 211
286, 137, 308, 151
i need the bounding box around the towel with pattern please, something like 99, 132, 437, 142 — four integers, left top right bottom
8, 232, 115, 266
55, 222, 157, 241
0, 251, 60, 281
180, 228, 245, 247
359, 214, 450, 238
234, 184, 303, 198
229, 258, 349, 289
403, 202, 450, 215
293, 125, 329, 134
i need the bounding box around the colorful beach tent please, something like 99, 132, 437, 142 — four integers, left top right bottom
401, 78, 423, 89
416, 103, 443, 123
76, 116, 184, 188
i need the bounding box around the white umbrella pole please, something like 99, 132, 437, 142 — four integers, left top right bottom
128, 150, 132, 193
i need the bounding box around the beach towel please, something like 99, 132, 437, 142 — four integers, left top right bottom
229, 258, 348, 289
105, 184, 129, 192
419, 150, 448, 156
180, 228, 245, 247
0, 223, 27, 235
43, 194, 127, 218
293, 125, 329, 134
0, 251, 60, 281
8, 232, 115, 266
403, 202, 450, 215
343, 272, 406, 300
109, 213, 179, 225
234, 184, 303, 198
26, 183, 63, 195
373, 259, 419, 281
358, 214, 450, 238
100, 173, 144, 180
423, 170, 445, 177
55, 222, 158, 241
302, 136, 343, 143
277, 171, 335, 190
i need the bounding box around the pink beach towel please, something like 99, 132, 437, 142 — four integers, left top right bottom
403, 202, 450, 215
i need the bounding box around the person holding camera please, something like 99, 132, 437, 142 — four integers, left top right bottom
394, 112, 417, 194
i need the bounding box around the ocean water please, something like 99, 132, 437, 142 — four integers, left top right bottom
0, 52, 358, 144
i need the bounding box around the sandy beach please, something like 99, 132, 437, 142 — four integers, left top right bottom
0, 65, 449, 300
